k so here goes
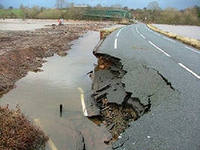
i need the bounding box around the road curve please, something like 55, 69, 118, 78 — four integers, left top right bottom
96, 23, 200, 150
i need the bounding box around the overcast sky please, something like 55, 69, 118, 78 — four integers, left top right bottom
1, 0, 200, 9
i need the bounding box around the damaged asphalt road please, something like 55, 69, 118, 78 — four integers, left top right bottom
89, 23, 200, 150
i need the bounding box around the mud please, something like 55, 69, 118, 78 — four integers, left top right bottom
0, 22, 111, 96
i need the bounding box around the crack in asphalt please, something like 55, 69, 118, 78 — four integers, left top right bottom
90, 53, 150, 143
89, 51, 178, 149
156, 71, 175, 91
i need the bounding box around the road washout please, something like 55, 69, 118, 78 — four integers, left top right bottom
0, 21, 112, 96
88, 37, 179, 148
89, 53, 150, 143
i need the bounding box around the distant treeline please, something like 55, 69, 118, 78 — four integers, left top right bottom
0, 6, 130, 21
0, 6, 200, 25
0, 7, 88, 20
132, 6, 200, 25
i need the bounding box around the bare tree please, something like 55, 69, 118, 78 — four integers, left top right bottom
0, 4, 4, 9
56, 0, 65, 9
111, 4, 122, 9
20, 4, 25, 10
147, 1, 161, 10
96, 4, 102, 8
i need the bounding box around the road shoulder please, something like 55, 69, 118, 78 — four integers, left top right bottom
147, 24, 200, 50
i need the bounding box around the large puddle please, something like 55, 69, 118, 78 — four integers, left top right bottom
0, 31, 111, 150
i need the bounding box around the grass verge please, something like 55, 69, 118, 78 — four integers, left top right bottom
147, 24, 200, 50
100, 27, 120, 40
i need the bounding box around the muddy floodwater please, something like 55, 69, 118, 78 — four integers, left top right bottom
0, 31, 111, 150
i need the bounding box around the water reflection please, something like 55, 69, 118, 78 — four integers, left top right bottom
0, 31, 111, 150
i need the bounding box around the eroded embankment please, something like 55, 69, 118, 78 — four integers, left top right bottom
89, 49, 178, 147
90, 53, 151, 143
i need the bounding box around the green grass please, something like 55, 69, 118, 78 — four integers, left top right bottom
0, 9, 24, 18
10, 9, 24, 17
37, 9, 62, 19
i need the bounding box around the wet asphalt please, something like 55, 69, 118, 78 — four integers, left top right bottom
96, 23, 200, 150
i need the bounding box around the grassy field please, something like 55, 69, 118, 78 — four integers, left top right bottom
0, 8, 84, 19
0, 8, 125, 20
0, 9, 24, 18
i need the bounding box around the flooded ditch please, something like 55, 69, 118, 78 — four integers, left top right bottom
0, 31, 112, 150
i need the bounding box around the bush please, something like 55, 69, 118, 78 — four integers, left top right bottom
0, 105, 48, 150
22, 6, 41, 19
0, 9, 24, 19
37, 9, 62, 19
63, 7, 86, 20
132, 6, 200, 25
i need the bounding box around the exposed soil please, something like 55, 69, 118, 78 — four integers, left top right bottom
0, 21, 112, 96
90, 54, 151, 143
0, 105, 48, 150
90, 48, 177, 148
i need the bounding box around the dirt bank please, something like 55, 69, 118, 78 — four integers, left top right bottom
0, 105, 48, 150
90, 54, 150, 143
0, 21, 112, 96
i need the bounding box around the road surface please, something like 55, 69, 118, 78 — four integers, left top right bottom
96, 23, 200, 150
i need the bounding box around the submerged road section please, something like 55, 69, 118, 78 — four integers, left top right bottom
93, 23, 200, 150
0, 31, 112, 150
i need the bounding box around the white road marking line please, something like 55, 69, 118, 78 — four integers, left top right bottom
185, 46, 200, 54
48, 139, 58, 150
163, 36, 175, 43
161, 51, 171, 57
178, 63, 200, 79
148, 41, 171, 57
135, 27, 146, 39
140, 33, 146, 39
78, 87, 88, 117
34, 119, 58, 150
136, 27, 139, 33
114, 38, 118, 49
116, 29, 122, 37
